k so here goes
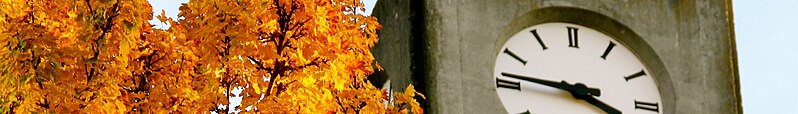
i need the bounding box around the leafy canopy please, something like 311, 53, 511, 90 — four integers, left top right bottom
0, 0, 422, 113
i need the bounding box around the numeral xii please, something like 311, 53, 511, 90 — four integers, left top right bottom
567, 27, 579, 48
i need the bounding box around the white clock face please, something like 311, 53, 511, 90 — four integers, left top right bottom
494, 23, 662, 114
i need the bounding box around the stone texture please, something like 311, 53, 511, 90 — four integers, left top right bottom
371, 0, 414, 90
371, 0, 740, 114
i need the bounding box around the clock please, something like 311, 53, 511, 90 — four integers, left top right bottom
494, 22, 662, 114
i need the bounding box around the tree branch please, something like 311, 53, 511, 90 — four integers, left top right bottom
246, 56, 272, 71
287, 57, 326, 71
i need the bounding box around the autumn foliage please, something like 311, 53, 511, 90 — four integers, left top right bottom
0, 0, 423, 113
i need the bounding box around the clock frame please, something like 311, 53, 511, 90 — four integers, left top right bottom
494, 22, 662, 114
492, 7, 676, 114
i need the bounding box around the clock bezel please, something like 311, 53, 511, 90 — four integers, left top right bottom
492, 7, 676, 114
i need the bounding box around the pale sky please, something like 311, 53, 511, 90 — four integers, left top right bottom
734, 0, 798, 113
148, 0, 789, 113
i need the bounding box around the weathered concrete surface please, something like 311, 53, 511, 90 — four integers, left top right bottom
372, 0, 740, 114
371, 0, 414, 91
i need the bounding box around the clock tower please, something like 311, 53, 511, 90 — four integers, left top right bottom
370, 0, 740, 114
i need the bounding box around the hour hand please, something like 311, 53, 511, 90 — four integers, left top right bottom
500, 72, 601, 96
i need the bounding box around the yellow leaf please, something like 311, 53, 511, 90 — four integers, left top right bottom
67, 12, 77, 18
157, 9, 168, 23
119, 37, 130, 57
115, 101, 127, 113
213, 68, 224, 78
297, 49, 308, 63
375, 62, 383, 71
252, 78, 262, 94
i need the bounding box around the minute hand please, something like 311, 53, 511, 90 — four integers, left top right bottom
582, 95, 622, 114
500, 72, 601, 96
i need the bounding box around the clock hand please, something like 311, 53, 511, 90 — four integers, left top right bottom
500, 72, 601, 96
502, 72, 619, 113
519, 110, 530, 114
558, 82, 622, 114
579, 95, 622, 114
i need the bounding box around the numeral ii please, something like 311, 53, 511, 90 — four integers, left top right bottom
601, 41, 616, 59
531, 30, 548, 50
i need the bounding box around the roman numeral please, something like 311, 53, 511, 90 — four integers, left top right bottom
496, 77, 521, 91
634, 100, 659, 112
601, 41, 616, 59
567, 27, 579, 48
530, 30, 548, 50
624, 70, 647, 81
503, 48, 527, 65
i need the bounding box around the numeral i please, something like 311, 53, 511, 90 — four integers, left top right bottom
530, 30, 548, 50
503, 48, 527, 65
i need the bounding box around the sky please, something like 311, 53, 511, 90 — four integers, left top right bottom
147, 0, 186, 29
734, 0, 798, 113
148, 0, 791, 113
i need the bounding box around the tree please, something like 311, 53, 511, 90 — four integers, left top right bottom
1, 0, 423, 113
1, 0, 152, 113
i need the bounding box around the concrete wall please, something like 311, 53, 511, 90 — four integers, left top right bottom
371, 0, 418, 93
372, 0, 740, 114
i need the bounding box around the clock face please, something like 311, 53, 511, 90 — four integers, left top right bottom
494, 23, 662, 114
